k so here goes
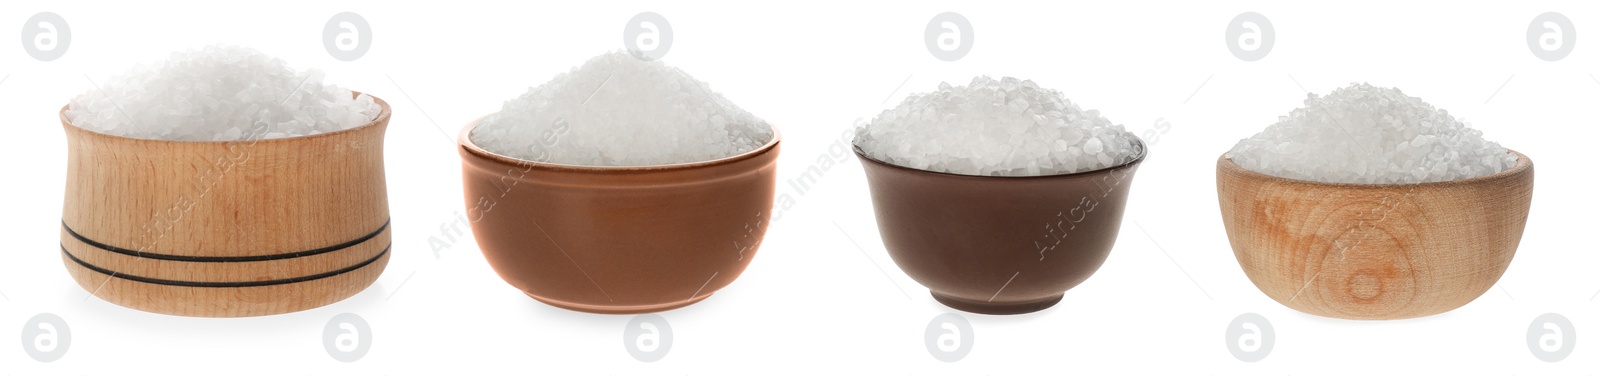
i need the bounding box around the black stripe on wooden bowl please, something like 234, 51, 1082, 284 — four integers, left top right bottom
61, 220, 390, 262
61, 245, 390, 288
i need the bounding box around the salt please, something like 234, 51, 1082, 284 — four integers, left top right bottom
1227, 83, 1517, 184
854, 76, 1142, 176
470, 51, 773, 166
65, 45, 381, 141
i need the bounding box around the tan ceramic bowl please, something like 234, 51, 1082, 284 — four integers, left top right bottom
59, 94, 392, 317
1217, 151, 1532, 320
458, 118, 780, 314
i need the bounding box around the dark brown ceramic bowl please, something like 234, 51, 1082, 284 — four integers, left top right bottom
855, 140, 1146, 314
458, 118, 779, 314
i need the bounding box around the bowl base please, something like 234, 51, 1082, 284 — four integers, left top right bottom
63, 250, 388, 317
931, 291, 1063, 315
525, 291, 711, 314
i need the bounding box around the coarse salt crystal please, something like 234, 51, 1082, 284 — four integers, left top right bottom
65, 45, 380, 141
1227, 83, 1516, 184
855, 76, 1141, 176
471, 51, 773, 166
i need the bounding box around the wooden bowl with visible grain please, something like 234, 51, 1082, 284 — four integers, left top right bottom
58, 94, 392, 317
457, 118, 780, 314
1216, 150, 1532, 320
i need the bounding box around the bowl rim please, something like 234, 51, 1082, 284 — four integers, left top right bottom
1218, 148, 1532, 189
851, 136, 1148, 179
59, 91, 392, 145
458, 115, 783, 172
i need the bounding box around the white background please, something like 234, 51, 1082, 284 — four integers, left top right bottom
1, 0, 1597, 374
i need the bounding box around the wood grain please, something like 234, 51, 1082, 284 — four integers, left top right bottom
1217, 151, 1532, 320
57, 95, 392, 317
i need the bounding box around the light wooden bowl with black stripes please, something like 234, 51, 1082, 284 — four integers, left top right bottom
57, 95, 393, 317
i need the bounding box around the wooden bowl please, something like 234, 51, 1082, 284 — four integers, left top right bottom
58, 95, 393, 317
457, 118, 780, 314
1216, 151, 1532, 320
854, 140, 1146, 315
